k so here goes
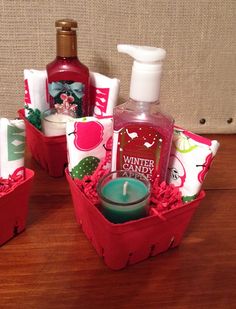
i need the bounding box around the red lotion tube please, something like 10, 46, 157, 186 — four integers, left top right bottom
46, 19, 91, 117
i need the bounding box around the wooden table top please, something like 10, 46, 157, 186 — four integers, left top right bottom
0, 134, 235, 309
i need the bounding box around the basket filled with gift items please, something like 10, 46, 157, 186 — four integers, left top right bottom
18, 70, 119, 177
65, 120, 219, 270
0, 118, 34, 246
64, 45, 219, 269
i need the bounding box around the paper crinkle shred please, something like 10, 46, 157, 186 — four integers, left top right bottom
0, 167, 25, 197
150, 179, 183, 215
73, 158, 111, 206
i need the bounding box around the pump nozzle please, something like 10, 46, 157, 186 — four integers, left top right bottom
117, 44, 166, 63
55, 19, 78, 57
117, 44, 166, 102
55, 19, 78, 30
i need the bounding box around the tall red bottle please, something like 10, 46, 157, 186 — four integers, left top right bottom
46, 19, 91, 117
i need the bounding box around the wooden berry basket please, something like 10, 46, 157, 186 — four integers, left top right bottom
66, 169, 205, 270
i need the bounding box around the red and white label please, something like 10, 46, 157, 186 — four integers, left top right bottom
90, 85, 110, 118
24, 79, 31, 104
113, 124, 163, 182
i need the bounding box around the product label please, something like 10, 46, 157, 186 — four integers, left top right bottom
24, 79, 31, 104
48, 80, 85, 117
113, 124, 163, 182
90, 85, 110, 118
7, 124, 25, 161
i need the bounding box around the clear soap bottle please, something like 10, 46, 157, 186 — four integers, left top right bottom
46, 19, 91, 117
112, 44, 174, 184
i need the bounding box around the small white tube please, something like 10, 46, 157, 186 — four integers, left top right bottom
24, 69, 50, 114
0, 118, 25, 178
90, 72, 120, 118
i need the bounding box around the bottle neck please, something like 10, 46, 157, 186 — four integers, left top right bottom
55, 56, 78, 61
122, 99, 160, 118
134, 100, 151, 112
130, 98, 159, 109
56, 31, 77, 57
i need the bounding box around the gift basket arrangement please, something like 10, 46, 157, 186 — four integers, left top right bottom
65, 123, 217, 269
0, 118, 34, 246
17, 19, 219, 269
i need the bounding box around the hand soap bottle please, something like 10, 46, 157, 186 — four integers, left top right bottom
46, 19, 91, 117
112, 44, 174, 184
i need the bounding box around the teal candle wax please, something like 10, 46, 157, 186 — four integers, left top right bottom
99, 173, 150, 224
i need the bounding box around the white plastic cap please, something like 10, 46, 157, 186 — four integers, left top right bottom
117, 44, 166, 102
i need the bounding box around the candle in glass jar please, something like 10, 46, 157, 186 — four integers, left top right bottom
97, 170, 150, 223
41, 108, 76, 137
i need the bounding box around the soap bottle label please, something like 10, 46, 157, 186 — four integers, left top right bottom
113, 124, 163, 182
48, 80, 85, 117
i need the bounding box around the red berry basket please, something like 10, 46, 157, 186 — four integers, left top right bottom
0, 168, 34, 246
65, 169, 205, 270
18, 109, 67, 177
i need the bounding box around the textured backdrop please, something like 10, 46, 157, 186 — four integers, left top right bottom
0, 0, 235, 133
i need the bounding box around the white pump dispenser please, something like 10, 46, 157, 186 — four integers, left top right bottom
117, 44, 166, 102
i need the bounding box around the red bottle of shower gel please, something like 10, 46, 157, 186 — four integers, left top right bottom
47, 19, 91, 117
112, 45, 174, 184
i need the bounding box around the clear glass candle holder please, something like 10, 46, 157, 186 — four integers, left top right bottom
97, 170, 151, 224
41, 108, 76, 137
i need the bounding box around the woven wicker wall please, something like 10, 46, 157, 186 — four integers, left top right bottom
0, 0, 235, 133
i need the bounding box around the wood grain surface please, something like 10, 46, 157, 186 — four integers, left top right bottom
0, 134, 235, 309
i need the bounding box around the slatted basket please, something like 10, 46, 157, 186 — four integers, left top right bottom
66, 169, 205, 270
0, 168, 34, 246
18, 109, 67, 177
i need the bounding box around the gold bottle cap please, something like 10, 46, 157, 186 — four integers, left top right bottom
55, 19, 78, 57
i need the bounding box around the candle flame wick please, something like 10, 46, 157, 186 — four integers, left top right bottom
123, 181, 128, 196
